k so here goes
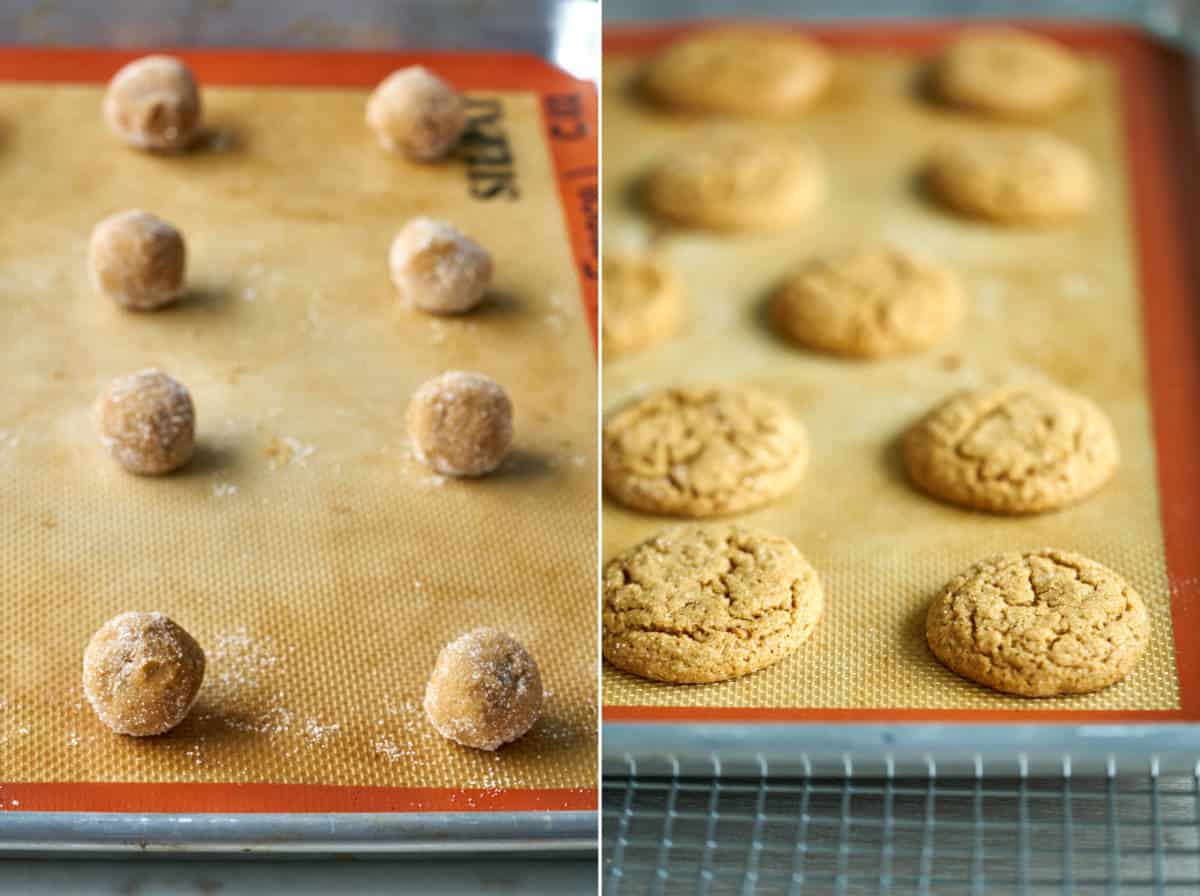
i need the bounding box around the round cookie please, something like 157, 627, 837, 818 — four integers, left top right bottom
95, 369, 196, 476
934, 28, 1084, 119
390, 217, 493, 315
83, 611, 206, 736
642, 27, 832, 118
89, 210, 187, 311
771, 245, 964, 358
903, 383, 1119, 514
603, 384, 808, 518
644, 130, 825, 232
103, 55, 202, 152
602, 253, 686, 360
424, 628, 543, 750
926, 549, 1149, 697
603, 525, 823, 684
366, 66, 467, 161
928, 134, 1096, 225
406, 371, 513, 477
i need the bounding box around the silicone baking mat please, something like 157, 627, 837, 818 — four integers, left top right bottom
602, 24, 1200, 724
0, 48, 597, 814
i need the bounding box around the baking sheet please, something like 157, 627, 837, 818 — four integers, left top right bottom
0, 51, 596, 812
602, 31, 1184, 716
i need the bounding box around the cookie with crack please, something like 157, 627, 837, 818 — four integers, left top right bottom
603, 253, 686, 359
642, 27, 833, 119
903, 383, 1119, 514
771, 245, 964, 358
644, 129, 825, 231
927, 549, 1149, 697
603, 385, 808, 517
928, 133, 1095, 225
933, 28, 1084, 119
603, 525, 824, 683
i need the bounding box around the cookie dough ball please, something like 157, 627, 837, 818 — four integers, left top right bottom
603, 253, 686, 359
603, 385, 808, 518
95, 369, 196, 476
103, 55, 202, 152
771, 245, 964, 358
407, 371, 513, 477
927, 549, 1149, 697
903, 383, 1119, 514
604, 525, 823, 684
928, 134, 1096, 225
424, 628, 542, 750
390, 217, 493, 314
89, 210, 186, 311
366, 66, 467, 161
645, 129, 825, 231
83, 611, 206, 736
934, 29, 1084, 119
643, 27, 832, 118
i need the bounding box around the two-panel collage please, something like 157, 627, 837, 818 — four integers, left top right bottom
1, 1, 1198, 894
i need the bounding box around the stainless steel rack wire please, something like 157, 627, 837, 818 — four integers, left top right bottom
603, 756, 1200, 894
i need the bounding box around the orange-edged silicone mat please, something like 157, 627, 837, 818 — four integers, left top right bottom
0, 48, 597, 815
602, 23, 1200, 726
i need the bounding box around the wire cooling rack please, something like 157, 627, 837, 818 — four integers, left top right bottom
603, 756, 1200, 894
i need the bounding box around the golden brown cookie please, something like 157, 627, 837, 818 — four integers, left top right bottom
603, 525, 823, 683
644, 129, 825, 231
603, 385, 808, 518
903, 384, 1119, 514
933, 28, 1084, 119
642, 27, 833, 118
602, 253, 686, 359
771, 245, 964, 358
928, 133, 1096, 225
927, 549, 1149, 697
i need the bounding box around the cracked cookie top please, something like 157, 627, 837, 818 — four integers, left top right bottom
602, 525, 824, 683
926, 549, 1149, 697
603, 384, 809, 518
903, 384, 1119, 514
641, 27, 833, 119
771, 244, 964, 359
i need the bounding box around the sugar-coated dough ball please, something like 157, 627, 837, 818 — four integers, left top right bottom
89, 210, 186, 310
407, 371, 513, 477
366, 66, 467, 161
96, 369, 195, 475
83, 611, 206, 736
424, 628, 543, 751
103, 55, 202, 152
389, 217, 493, 314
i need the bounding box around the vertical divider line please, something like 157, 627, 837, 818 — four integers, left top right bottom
697, 754, 722, 896
1018, 753, 1031, 896
880, 755, 896, 895
1106, 755, 1120, 896
741, 755, 770, 896
971, 754, 984, 896
919, 755, 937, 896
650, 756, 681, 896
835, 754, 853, 896
787, 754, 814, 896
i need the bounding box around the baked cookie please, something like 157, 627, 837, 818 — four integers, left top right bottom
602, 253, 686, 359
644, 129, 825, 231
642, 27, 833, 118
603, 525, 823, 683
927, 549, 1149, 697
603, 385, 808, 517
903, 383, 1119, 514
934, 28, 1084, 119
771, 245, 964, 358
928, 133, 1096, 225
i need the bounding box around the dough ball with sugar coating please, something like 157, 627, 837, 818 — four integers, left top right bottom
389, 217, 493, 314
83, 611, 206, 737
96, 369, 195, 475
89, 210, 186, 311
103, 55, 202, 152
424, 628, 543, 750
366, 66, 467, 161
407, 371, 513, 477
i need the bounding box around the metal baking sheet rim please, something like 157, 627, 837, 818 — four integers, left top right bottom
600, 17, 1200, 774
0, 810, 596, 855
